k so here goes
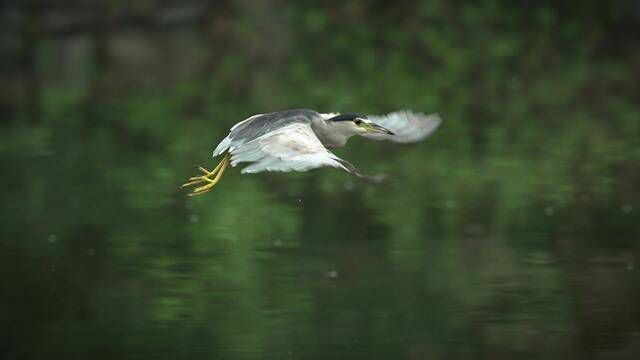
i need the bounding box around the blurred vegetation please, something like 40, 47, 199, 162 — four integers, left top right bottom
1, 1, 639, 359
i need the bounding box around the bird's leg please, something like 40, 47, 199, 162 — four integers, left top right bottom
181, 160, 225, 187
190, 157, 229, 196
335, 158, 387, 184
181, 153, 231, 196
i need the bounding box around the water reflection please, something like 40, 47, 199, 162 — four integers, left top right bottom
2, 108, 639, 358
3, 133, 637, 358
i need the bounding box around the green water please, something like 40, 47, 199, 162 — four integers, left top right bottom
2, 2, 640, 359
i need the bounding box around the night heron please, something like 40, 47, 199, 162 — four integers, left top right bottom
182, 109, 441, 196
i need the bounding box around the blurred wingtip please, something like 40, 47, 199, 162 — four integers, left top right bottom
426, 112, 442, 127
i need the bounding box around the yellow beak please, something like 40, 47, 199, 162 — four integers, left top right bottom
363, 123, 394, 135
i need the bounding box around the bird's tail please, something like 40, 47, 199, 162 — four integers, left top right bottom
181, 152, 231, 196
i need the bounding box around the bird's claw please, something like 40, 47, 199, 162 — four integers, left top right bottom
180, 175, 211, 188
190, 178, 217, 196
197, 166, 213, 176
181, 170, 219, 196
181, 153, 231, 196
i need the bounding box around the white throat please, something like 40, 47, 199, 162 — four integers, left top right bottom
311, 117, 360, 148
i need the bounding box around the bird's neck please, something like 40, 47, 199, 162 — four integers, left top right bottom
311, 119, 356, 148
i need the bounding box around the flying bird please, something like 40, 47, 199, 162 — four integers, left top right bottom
182, 109, 441, 196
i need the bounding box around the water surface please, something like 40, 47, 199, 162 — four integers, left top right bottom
1, 2, 639, 359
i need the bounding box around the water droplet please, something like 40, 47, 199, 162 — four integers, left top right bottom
627, 262, 635, 271
274, 238, 283, 247
48, 234, 57, 243
445, 200, 456, 209
621, 204, 632, 213
189, 214, 199, 223
326, 270, 338, 278
88, 248, 96, 256
544, 206, 555, 216
344, 179, 354, 190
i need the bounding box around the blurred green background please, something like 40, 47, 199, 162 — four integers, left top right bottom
1, 1, 639, 359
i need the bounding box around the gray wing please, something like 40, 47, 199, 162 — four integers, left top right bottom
213, 109, 319, 156
223, 122, 356, 175
363, 110, 442, 143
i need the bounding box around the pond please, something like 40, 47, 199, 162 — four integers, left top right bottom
1, 2, 639, 359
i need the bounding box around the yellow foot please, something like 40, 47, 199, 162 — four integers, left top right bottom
181, 153, 230, 196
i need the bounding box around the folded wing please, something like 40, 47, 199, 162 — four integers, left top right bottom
229, 123, 352, 174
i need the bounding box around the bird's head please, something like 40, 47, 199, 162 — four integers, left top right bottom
327, 112, 394, 135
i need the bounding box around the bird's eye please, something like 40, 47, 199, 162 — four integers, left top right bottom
354, 119, 363, 125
